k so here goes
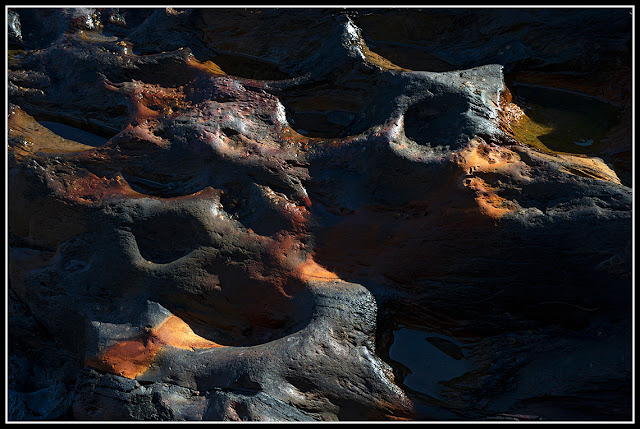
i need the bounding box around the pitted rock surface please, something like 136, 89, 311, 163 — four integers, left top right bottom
8, 7, 632, 421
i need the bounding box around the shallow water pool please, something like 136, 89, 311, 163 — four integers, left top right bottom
389, 327, 472, 400
508, 83, 620, 155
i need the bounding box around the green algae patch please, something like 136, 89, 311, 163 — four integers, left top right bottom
8, 49, 28, 61
509, 83, 620, 156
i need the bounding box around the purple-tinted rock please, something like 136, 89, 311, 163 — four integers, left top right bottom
7, 7, 632, 422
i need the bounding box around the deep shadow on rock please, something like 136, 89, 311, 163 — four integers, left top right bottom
7, 7, 632, 422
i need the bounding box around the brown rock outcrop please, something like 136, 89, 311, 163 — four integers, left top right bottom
8, 7, 632, 422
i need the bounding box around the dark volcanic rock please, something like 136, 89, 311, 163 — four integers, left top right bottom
7, 7, 632, 422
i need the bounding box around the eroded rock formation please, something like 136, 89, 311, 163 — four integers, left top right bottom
7, 7, 633, 421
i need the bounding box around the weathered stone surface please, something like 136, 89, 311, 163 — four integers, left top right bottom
7, 7, 632, 422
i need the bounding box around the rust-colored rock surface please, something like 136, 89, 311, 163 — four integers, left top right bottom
7, 7, 632, 422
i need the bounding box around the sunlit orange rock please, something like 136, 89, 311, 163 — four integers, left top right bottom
87, 315, 223, 379
8, 6, 631, 424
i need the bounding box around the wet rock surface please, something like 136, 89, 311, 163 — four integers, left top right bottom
7, 7, 632, 421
